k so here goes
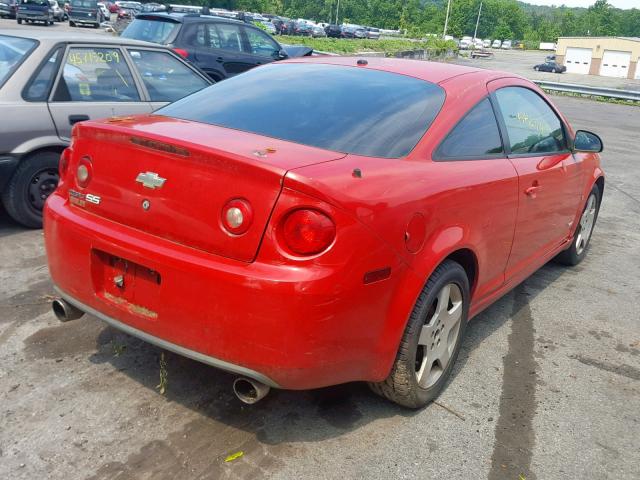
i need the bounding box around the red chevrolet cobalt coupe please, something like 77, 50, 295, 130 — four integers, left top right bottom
45, 58, 604, 408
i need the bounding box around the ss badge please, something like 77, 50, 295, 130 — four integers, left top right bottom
85, 193, 101, 205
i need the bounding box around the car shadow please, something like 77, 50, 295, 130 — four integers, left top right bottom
85, 259, 569, 447
0, 205, 27, 238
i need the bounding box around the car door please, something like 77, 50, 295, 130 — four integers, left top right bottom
47, 44, 152, 141
241, 25, 280, 65
126, 47, 211, 110
187, 22, 256, 79
489, 80, 584, 277
432, 97, 519, 301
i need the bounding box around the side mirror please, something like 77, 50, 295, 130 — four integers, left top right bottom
274, 49, 288, 60
573, 130, 603, 153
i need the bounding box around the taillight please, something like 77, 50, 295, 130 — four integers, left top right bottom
173, 48, 189, 58
280, 209, 335, 255
76, 156, 93, 188
221, 198, 253, 235
59, 148, 71, 180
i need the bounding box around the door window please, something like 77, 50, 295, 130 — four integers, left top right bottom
494, 87, 566, 155
23, 46, 62, 101
435, 98, 503, 160
243, 27, 279, 58
53, 47, 140, 102
128, 49, 209, 102
216, 24, 243, 52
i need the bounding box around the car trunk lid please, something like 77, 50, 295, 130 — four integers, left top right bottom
68, 115, 346, 262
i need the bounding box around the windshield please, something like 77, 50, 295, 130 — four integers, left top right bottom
157, 63, 445, 158
121, 18, 180, 44
0, 35, 37, 88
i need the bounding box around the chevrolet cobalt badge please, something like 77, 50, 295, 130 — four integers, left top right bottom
136, 172, 166, 189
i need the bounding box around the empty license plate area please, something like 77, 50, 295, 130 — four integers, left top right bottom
91, 249, 161, 319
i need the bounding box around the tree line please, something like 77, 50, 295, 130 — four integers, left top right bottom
193, 0, 640, 42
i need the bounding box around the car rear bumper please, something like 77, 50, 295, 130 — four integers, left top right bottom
44, 192, 410, 390
54, 285, 280, 387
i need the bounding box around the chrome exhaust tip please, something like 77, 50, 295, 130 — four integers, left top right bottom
52, 298, 84, 322
233, 377, 271, 404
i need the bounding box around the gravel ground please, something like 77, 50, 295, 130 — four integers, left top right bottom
1, 93, 639, 479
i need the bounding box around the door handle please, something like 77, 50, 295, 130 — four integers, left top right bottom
69, 114, 89, 125
216, 57, 224, 63
525, 184, 542, 196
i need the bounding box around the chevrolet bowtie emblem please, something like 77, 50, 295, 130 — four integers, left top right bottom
136, 172, 166, 189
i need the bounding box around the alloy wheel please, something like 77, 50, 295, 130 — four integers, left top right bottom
415, 283, 463, 389
576, 193, 597, 255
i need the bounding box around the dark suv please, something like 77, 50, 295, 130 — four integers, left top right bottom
122, 13, 309, 81
0, 0, 19, 18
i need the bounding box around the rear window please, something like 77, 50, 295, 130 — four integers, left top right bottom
71, 0, 96, 7
121, 18, 180, 44
157, 63, 445, 158
0, 35, 38, 88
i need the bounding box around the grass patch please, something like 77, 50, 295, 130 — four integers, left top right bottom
279, 36, 457, 56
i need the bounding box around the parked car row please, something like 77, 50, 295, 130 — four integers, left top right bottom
459, 37, 515, 50
0, 31, 213, 227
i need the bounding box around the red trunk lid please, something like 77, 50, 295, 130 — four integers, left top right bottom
68, 116, 345, 262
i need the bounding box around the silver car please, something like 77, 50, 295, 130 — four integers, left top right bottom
0, 30, 211, 227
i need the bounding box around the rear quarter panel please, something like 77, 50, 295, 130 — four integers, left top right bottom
286, 72, 520, 359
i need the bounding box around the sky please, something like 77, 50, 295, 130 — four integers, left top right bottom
527, 0, 639, 8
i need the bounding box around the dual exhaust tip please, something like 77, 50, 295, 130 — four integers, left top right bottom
52, 298, 84, 322
51, 298, 271, 404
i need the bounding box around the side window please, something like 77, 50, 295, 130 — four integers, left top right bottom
243, 27, 279, 58
23, 46, 63, 102
216, 24, 243, 52
495, 87, 567, 155
435, 98, 504, 160
207, 24, 222, 49
182, 23, 206, 47
53, 47, 140, 102
128, 49, 209, 102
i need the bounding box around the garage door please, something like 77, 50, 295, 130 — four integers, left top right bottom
600, 50, 631, 78
565, 47, 592, 74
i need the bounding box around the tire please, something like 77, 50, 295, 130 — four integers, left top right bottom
369, 260, 470, 408
17, 18, 22, 24
552, 68, 557, 73
555, 184, 601, 266
69, 20, 75, 27
534, 66, 538, 71
1, 151, 61, 229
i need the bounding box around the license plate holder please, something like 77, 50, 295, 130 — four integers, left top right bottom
91, 249, 161, 319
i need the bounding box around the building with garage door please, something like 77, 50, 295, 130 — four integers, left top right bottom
556, 37, 640, 79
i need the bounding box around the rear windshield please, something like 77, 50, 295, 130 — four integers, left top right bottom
157, 63, 445, 158
0, 35, 38, 88
71, 0, 96, 7
121, 18, 180, 44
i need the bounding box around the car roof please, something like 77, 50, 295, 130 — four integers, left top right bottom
0, 30, 157, 48
282, 56, 515, 85
137, 12, 245, 25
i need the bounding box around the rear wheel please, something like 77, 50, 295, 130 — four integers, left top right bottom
369, 260, 469, 408
17, 18, 22, 24
2, 151, 60, 229
555, 185, 600, 266
534, 66, 539, 71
